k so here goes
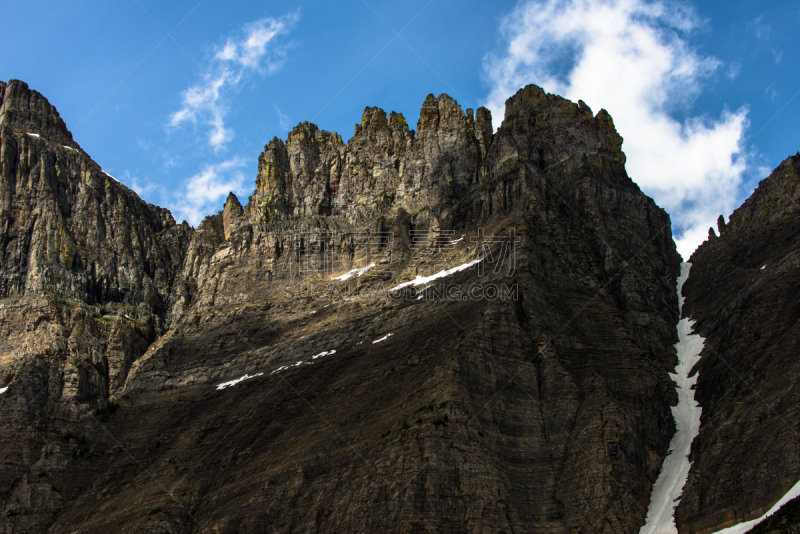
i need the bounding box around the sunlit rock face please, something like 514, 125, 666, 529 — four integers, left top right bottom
0, 79, 701, 533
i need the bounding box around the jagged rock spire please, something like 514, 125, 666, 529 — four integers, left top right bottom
0, 79, 78, 148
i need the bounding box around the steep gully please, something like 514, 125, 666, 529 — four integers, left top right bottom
642, 153, 800, 532
641, 259, 800, 533
641, 262, 705, 534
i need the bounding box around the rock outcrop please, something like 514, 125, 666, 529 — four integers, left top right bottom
677, 154, 800, 533
0, 80, 193, 530
0, 80, 690, 533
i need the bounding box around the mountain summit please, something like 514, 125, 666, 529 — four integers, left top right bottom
0, 80, 797, 533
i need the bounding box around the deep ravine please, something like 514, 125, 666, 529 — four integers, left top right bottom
642, 262, 800, 534
641, 262, 705, 534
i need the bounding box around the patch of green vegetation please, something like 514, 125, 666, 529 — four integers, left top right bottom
60, 244, 76, 269
43, 349, 62, 362
68, 356, 89, 369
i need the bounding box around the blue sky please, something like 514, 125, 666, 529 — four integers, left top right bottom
2, 0, 798, 259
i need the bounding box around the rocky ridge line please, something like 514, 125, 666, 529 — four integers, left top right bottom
0, 80, 686, 533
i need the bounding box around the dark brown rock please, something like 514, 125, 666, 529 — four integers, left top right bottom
0, 80, 193, 530
678, 154, 800, 533
0, 81, 686, 533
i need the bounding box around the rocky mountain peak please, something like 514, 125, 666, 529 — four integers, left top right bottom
724, 152, 800, 233
223, 192, 244, 239
0, 79, 78, 148
500, 84, 625, 166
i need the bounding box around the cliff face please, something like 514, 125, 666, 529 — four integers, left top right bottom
0, 80, 192, 310
677, 154, 800, 533
0, 80, 193, 530
0, 80, 689, 533
249, 93, 488, 226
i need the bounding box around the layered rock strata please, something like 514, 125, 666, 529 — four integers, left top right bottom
0, 79, 192, 530
677, 154, 800, 533
0, 80, 686, 533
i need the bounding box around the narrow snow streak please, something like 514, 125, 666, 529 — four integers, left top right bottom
389, 258, 482, 291
216, 372, 264, 390
641, 262, 705, 534
372, 333, 393, 344
710, 480, 800, 533
26, 132, 40, 138
331, 263, 375, 281
0, 386, 8, 394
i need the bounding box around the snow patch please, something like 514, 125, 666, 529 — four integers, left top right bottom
640, 262, 705, 534
26, 132, 40, 138
332, 263, 375, 281
216, 372, 264, 390
710, 480, 800, 533
389, 258, 483, 292
372, 333, 393, 344
62, 145, 75, 151
0, 386, 8, 394
272, 363, 301, 374
416, 285, 433, 299
271, 350, 338, 374
761, 265, 766, 270
102, 171, 119, 183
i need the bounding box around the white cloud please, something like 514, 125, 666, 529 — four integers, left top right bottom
483, 0, 750, 260
172, 158, 248, 226
169, 12, 299, 151
765, 83, 778, 101
130, 176, 164, 200
749, 15, 771, 40
274, 105, 292, 132
727, 61, 741, 80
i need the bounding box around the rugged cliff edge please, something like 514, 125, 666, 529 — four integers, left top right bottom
0, 80, 688, 533
677, 154, 800, 533
0, 79, 193, 530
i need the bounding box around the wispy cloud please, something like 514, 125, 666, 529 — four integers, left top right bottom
172, 158, 249, 226
727, 61, 741, 80
765, 83, 778, 101
749, 15, 771, 40
274, 105, 292, 132
169, 12, 299, 151
483, 0, 750, 260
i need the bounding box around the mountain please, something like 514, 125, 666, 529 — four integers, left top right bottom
677, 153, 800, 533
0, 78, 795, 533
